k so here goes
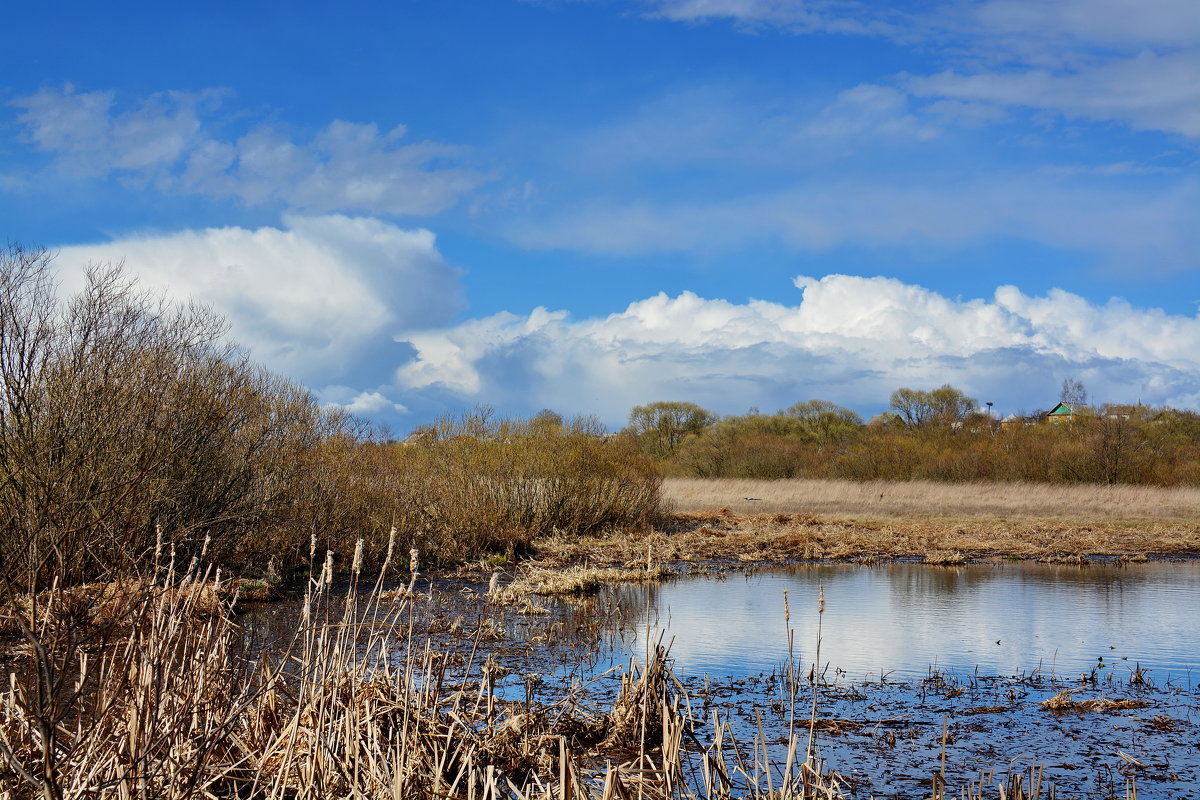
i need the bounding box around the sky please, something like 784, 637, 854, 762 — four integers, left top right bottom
2, 0, 1198, 432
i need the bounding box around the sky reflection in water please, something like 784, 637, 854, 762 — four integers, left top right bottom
607, 563, 1200, 684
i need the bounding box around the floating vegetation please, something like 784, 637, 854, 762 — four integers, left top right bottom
1040, 689, 1151, 714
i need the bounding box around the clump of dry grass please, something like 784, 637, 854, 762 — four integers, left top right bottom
924, 551, 967, 566
1040, 689, 1151, 714
0, 576, 228, 638
491, 562, 673, 604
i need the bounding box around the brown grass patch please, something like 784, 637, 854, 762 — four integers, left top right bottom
1040, 689, 1151, 714
664, 477, 1200, 524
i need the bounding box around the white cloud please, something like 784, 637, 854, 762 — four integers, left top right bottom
970, 0, 1200, 52
393, 275, 1200, 423
13, 85, 212, 178
642, 0, 898, 36
55, 215, 463, 382
907, 50, 1200, 140
320, 388, 410, 416
642, 0, 1200, 141
12, 86, 484, 215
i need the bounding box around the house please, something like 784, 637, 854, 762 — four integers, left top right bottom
1000, 413, 1035, 429
1045, 402, 1073, 425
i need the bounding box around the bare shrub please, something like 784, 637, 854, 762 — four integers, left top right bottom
383, 410, 662, 565
0, 245, 366, 586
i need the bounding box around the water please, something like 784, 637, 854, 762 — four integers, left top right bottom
236, 562, 1200, 797
604, 562, 1200, 683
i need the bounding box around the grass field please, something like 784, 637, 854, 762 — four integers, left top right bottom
662, 477, 1200, 523
514, 478, 1200, 570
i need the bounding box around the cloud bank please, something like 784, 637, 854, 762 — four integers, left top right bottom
55, 215, 463, 391
394, 274, 1200, 424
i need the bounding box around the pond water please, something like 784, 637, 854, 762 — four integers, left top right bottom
603, 562, 1200, 684
237, 561, 1200, 798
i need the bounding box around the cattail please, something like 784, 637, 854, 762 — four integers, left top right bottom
818, 583, 825, 614
309, 533, 317, 563
154, 523, 163, 563
214, 566, 222, 591
322, 550, 334, 586
408, 548, 420, 593
383, 527, 397, 571
351, 539, 364, 575
200, 533, 211, 560
783, 590, 790, 624
488, 571, 500, 597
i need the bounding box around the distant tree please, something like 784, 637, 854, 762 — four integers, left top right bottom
626, 401, 716, 458
783, 399, 863, 440
1060, 377, 1088, 407
529, 408, 564, 436
889, 384, 977, 427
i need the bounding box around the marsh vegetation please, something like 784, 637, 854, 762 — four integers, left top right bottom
2, 244, 1194, 798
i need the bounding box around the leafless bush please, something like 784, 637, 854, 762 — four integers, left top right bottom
382, 410, 663, 565
0, 245, 359, 587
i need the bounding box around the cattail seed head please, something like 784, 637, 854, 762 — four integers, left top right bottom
384, 527, 397, 568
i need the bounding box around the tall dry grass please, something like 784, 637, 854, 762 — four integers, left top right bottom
1, 542, 845, 800
377, 411, 663, 566
663, 478, 1200, 523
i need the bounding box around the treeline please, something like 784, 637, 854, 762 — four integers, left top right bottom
620, 394, 1200, 486
0, 247, 659, 587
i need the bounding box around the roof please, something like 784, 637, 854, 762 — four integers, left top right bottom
1047, 402, 1073, 416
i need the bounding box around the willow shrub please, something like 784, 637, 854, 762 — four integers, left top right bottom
383, 411, 662, 566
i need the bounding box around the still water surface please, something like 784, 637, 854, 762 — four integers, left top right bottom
605, 562, 1200, 683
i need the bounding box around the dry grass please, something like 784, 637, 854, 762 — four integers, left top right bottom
518, 478, 1200, 566
1040, 689, 1151, 714
527, 507, 1200, 569
664, 478, 1200, 523
0, 554, 849, 800
491, 563, 673, 604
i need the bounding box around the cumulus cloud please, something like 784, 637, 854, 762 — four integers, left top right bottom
55, 215, 463, 382
393, 275, 1200, 423
12, 85, 484, 214
319, 387, 410, 416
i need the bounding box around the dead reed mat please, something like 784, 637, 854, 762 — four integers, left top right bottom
2, 548, 860, 800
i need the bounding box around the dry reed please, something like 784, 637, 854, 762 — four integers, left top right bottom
1040, 689, 1151, 714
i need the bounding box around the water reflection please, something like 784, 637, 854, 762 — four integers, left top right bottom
610, 563, 1200, 682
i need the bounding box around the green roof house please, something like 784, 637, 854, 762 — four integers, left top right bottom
1046, 402, 1074, 425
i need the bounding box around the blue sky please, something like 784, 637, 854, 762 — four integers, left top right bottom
3, 0, 1198, 431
